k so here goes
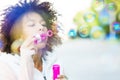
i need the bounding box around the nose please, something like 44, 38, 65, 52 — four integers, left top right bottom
38, 26, 47, 32
39, 28, 43, 31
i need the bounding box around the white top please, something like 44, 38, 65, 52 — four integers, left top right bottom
0, 50, 64, 80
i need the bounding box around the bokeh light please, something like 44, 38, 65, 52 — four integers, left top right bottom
68, 29, 77, 38
91, 0, 105, 12
78, 24, 90, 38
98, 8, 109, 26
72, 0, 120, 41
84, 11, 96, 23
107, 2, 117, 12
90, 26, 105, 39
112, 22, 120, 32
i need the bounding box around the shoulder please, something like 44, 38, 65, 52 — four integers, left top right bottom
0, 53, 17, 80
0, 52, 20, 63
0, 52, 20, 72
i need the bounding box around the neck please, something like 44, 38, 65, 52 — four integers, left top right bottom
32, 50, 43, 72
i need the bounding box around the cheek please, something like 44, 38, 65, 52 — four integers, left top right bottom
43, 27, 48, 33
22, 29, 37, 39
36, 42, 47, 49
36, 37, 48, 49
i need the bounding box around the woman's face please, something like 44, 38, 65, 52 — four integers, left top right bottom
21, 12, 48, 49
21, 12, 47, 39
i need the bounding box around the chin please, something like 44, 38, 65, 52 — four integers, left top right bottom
36, 43, 46, 49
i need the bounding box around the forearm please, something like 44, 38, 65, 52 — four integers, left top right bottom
18, 49, 34, 80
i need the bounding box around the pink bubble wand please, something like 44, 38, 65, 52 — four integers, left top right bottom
34, 30, 53, 44
53, 64, 60, 80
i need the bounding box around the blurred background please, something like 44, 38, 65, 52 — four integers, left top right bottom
0, 0, 120, 80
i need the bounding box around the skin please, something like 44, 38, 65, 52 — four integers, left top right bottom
10, 11, 67, 80
20, 12, 48, 53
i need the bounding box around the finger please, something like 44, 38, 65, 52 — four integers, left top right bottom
20, 38, 36, 54
57, 75, 64, 79
57, 75, 68, 80
21, 36, 35, 48
27, 45, 35, 50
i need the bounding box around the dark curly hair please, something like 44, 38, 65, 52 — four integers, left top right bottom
0, 0, 62, 56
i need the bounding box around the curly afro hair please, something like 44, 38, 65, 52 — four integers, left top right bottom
0, 0, 62, 56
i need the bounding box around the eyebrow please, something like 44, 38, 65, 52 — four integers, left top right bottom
28, 19, 35, 22
24, 13, 46, 24
27, 16, 45, 23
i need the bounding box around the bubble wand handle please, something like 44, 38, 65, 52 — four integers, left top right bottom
52, 64, 60, 80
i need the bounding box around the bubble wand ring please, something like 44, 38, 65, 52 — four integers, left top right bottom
47, 30, 53, 37
34, 30, 53, 44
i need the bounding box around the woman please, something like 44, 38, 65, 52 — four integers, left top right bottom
0, 0, 67, 80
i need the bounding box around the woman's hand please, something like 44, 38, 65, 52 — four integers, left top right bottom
20, 36, 35, 50
18, 36, 35, 80
20, 36, 36, 56
56, 75, 68, 80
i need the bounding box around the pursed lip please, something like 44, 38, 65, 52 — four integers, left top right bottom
40, 33, 47, 41
33, 33, 47, 44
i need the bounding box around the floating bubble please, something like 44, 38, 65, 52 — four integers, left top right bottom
84, 12, 96, 23
78, 25, 90, 38
99, 9, 109, 25
90, 26, 105, 39
92, 0, 105, 11
11, 39, 23, 53
107, 2, 117, 11
112, 22, 120, 32
68, 29, 77, 38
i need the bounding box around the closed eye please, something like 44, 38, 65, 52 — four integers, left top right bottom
28, 23, 36, 27
41, 24, 47, 27
39, 20, 47, 27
